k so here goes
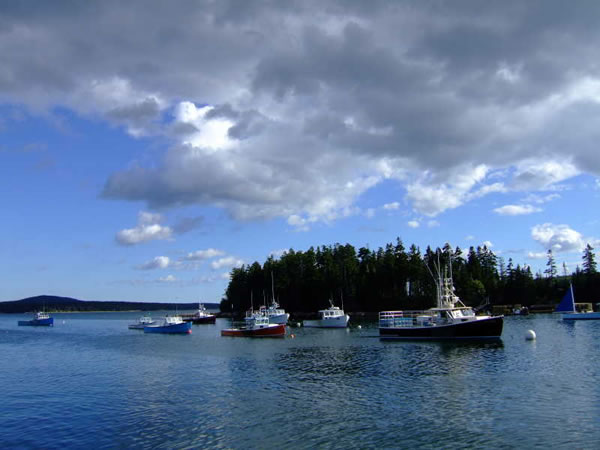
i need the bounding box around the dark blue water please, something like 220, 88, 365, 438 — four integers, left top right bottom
1, 312, 599, 449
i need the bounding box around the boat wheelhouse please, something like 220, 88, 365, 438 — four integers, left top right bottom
128, 315, 156, 329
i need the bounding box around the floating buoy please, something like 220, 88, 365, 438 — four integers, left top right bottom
525, 329, 536, 341
357, 325, 362, 329
297, 322, 302, 327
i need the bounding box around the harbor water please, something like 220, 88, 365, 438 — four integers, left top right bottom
1, 312, 599, 449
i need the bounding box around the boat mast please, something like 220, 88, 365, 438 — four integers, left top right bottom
271, 271, 275, 305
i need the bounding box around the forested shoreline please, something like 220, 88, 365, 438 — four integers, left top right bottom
221, 238, 599, 314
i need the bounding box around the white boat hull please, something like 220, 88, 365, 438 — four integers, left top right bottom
304, 315, 349, 328
267, 313, 289, 324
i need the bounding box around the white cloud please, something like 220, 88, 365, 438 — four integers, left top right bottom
493, 204, 542, 216
8, 2, 600, 225
158, 274, 176, 283
116, 211, 172, 245
269, 249, 287, 259
383, 202, 400, 210
407, 220, 420, 228
531, 223, 585, 253
364, 208, 376, 218
137, 256, 170, 270
184, 248, 225, 261
427, 220, 440, 228
527, 252, 548, 259
482, 240, 493, 248
405, 165, 494, 217
211, 256, 244, 270
512, 159, 579, 191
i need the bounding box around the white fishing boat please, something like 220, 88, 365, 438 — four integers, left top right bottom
555, 284, 600, 320
303, 301, 350, 328
260, 301, 290, 324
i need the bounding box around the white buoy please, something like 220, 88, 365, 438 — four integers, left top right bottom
297, 322, 302, 327
357, 325, 362, 329
525, 329, 536, 341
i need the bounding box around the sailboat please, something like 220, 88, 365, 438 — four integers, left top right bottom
555, 284, 600, 320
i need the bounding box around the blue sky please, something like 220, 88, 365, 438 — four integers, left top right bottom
1, 1, 599, 303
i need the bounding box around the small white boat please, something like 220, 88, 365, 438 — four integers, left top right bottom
556, 284, 600, 320
128, 315, 156, 330
260, 301, 290, 325
303, 301, 350, 328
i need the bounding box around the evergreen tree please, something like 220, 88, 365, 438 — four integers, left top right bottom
544, 249, 557, 280
582, 243, 597, 274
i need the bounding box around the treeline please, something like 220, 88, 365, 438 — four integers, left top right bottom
221, 239, 600, 313
0, 295, 217, 313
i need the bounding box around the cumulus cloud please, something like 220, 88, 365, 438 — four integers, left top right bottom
115, 211, 172, 245
158, 274, 176, 283
4, 1, 600, 221
407, 220, 420, 228
531, 223, 585, 253
184, 248, 225, 261
211, 256, 244, 270
136, 256, 170, 270
383, 202, 400, 210
493, 204, 542, 216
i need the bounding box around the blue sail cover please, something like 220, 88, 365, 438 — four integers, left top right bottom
555, 285, 576, 313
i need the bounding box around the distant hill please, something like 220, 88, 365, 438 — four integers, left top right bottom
0, 295, 220, 313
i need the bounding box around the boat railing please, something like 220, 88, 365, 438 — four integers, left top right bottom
379, 310, 437, 328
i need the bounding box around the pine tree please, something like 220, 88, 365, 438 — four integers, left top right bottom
544, 249, 557, 280
582, 243, 597, 274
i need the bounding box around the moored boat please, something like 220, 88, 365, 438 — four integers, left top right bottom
143, 315, 192, 334
221, 312, 286, 337
181, 303, 216, 324
260, 301, 290, 325
18, 311, 54, 327
128, 315, 156, 329
379, 262, 503, 340
303, 302, 350, 328
555, 284, 600, 320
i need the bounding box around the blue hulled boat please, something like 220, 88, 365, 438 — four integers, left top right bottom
18, 311, 54, 327
143, 315, 192, 334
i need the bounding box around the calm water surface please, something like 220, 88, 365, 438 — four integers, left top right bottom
1, 312, 599, 449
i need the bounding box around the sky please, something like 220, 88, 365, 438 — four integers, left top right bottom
1, 0, 600, 303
